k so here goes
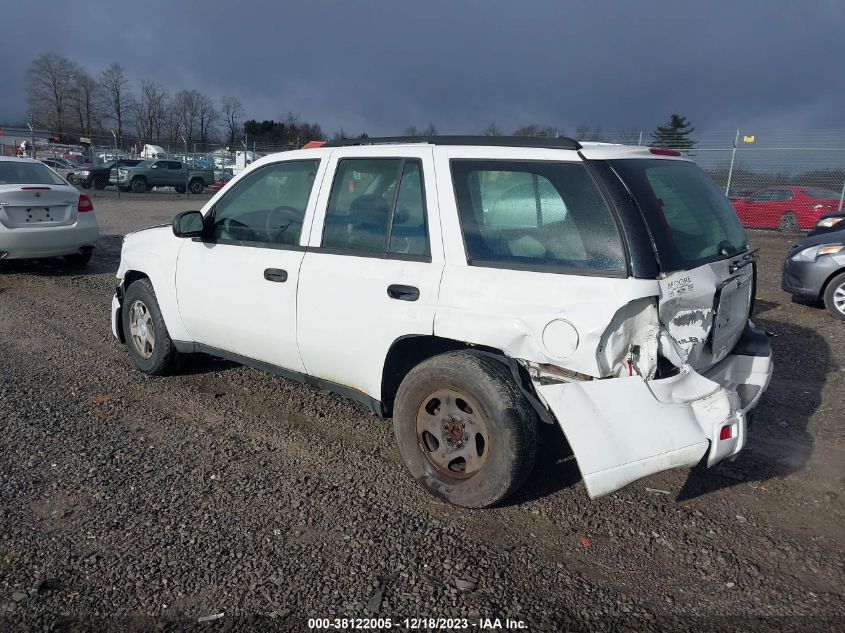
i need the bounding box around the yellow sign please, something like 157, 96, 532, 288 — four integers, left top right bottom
743, 135, 755, 143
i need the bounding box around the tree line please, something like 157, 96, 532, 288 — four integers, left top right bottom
22, 52, 698, 150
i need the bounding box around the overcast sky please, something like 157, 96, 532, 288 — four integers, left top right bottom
2, 0, 844, 136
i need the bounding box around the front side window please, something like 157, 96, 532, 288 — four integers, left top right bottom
211, 160, 319, 246
322, 158, 429, 257
451, 160, 626, 274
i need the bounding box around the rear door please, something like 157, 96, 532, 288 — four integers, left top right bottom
296, 148, 443, 400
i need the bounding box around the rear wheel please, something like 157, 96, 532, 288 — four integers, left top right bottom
62, 251, 93, 266
189, 178, 204, 194
823, 272, 845, 320
393, 351, 538, 508
122, 279, 179, 374
779, 212, 798, 233
174, 184, 186, 194
131, 178, 148, 193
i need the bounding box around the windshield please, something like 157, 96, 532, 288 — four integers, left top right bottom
0, 161, 67, 185
611, 159, 748, 273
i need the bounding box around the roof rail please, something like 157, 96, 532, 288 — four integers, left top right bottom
323, 135, 582, 151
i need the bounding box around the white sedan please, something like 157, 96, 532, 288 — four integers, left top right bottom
0, 157, 99, 265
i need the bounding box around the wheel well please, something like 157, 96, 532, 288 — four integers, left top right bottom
381, 335, 523, 417
114, 271, 150, 343
820, 267, 845, 301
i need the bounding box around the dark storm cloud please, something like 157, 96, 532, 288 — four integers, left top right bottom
2, 0, 844, 134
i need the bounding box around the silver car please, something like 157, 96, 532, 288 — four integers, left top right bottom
0, 157, 99, 265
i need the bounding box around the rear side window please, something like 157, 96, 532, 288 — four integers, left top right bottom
611, 159, 748, 272
451, 160, 626, 275
322, 158, 429, 257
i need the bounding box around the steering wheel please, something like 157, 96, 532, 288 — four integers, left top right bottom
264, 205, 301, 243
220, 217, 255, 241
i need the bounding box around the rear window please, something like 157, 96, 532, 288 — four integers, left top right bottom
611, 159, 748, 272
0, 161, 66, 185
451, 160, 626, 275
803, 188, 840, 200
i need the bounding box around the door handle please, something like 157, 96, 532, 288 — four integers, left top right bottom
263, 268, 288, 283
387, 284, 419, 301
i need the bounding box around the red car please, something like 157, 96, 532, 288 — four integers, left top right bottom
731, 186, 842, 231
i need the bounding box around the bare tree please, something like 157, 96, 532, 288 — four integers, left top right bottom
26, 53, 76, 133
481, 123, 502, 136
513, 124, 560, 137
575, 124, 606, 142
221, 96, 243, 145
100, 63, 131, 140
172, 89, 201, 143
133, 80, 169, 141
69, 69, 104, 135
403, 123, 437, 136
197, 93, 218, 144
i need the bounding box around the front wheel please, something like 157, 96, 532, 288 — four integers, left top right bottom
131, 178, 147, 193
122, 279, 179, 375
393, 351, 538, 508
823, 272, 845, 320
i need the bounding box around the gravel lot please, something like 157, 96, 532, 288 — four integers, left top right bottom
1, 189, 842, 632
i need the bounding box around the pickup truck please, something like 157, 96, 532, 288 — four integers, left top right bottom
74, 159, 143, 189
110, 159, 214, 194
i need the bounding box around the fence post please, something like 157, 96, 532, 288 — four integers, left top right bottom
724, 129, 739, 196
838, 176, 845, 212
637, 130, 643, 146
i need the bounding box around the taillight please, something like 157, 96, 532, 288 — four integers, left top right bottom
78, 194, 94, 213
649, 147, 682, 156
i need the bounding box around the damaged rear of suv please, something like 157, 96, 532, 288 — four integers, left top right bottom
112, 136, 772, 508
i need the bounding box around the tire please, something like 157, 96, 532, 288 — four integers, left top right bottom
174, 184, 186, 194
121, 278, 179, 375
66, 174, 76, 185
189, 179, 204, 194
779, 212, 798, 233
93, 175, 107, 190
393, 351, 538, 508
823, 271, 845, 320
62, 251, 93, 266
131, 178, 148, 193
80, 181, 91, 189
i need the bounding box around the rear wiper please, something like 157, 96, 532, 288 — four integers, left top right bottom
729, 248, 759, 273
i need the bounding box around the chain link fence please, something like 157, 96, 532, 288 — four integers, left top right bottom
3, 127, 844, 232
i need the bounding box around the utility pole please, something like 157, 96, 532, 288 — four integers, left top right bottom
27, 117, 35, 159
112, 130, 119, 199
725, 130, 740, 196
181, 135, 188, 198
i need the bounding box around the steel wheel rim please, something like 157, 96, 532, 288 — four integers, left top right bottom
415, 389, 489, 479
128, 299, 155, 359
834, 283, 845, 313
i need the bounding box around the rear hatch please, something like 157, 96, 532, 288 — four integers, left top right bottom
609, 158, 754, 372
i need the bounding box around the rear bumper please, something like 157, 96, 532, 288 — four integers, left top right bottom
0, 213, 99, 259
535, 321, 773, 498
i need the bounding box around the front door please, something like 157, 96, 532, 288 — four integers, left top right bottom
296, 150, 444, 400
175, 158, 325, 373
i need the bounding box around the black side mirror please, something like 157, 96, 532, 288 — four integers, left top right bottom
172, 210, 205, 238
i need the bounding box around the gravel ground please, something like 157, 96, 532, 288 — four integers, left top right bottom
1, 189, 843, 632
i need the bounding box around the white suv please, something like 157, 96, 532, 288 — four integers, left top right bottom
111, 136, 773, 507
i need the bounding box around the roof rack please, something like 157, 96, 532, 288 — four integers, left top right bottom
323, 135, 582, 151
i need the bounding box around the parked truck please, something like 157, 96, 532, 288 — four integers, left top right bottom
110, 159, 215, 194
